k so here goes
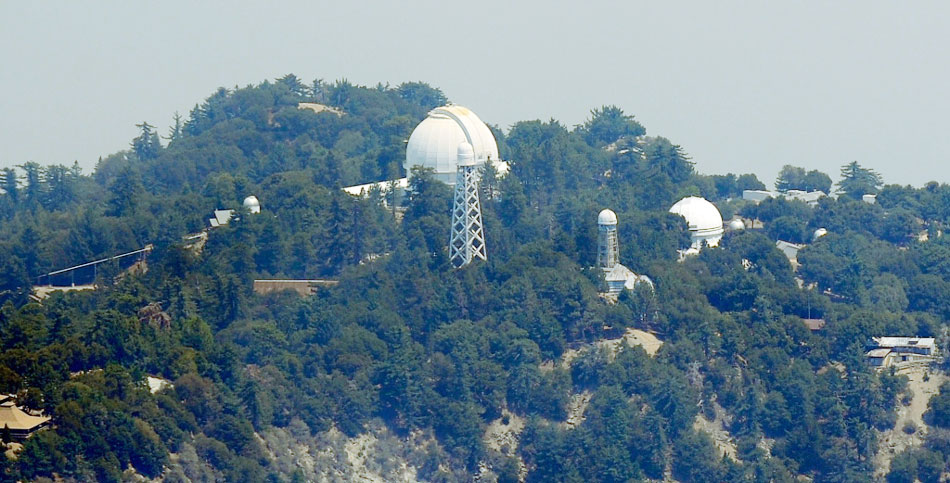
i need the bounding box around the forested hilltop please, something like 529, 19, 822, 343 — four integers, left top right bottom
2, 75, 950, 482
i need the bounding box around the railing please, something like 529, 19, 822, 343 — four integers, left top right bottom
37, 244, 153, 286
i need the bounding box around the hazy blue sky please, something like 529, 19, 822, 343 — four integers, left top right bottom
2, 1, 949, 188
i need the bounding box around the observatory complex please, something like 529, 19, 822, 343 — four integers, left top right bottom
669, 196, 724, 252
597, 209, 652, 298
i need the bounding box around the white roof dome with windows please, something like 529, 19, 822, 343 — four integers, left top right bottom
669, 196, 724, 248
598, 209, 618, 225
243, 195, 261, 214
405, 105, 502, 185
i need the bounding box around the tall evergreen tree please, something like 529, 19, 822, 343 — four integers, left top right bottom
837, 161, 882, 199
132, 122, 161, 161
18, 162, 44, 210
166, 112, 184, 143
0, 167, 17, 206
43, 164, 75, 210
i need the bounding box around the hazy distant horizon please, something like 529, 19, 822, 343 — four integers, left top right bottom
3, 1, 949, 189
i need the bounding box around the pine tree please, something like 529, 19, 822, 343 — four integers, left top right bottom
0, 168, 17, 206
18, 162, 44, 210
165, 112, 184, 143
837, 161, 882, 199
132, 122, 161, 160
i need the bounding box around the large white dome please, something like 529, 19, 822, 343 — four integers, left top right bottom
670, 196, 724, 248
405, 105, 500, 185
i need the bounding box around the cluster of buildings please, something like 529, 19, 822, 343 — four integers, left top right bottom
213, 104, 943, 371
208, 195, 261, 228
742, 189, 827, 206
866, 337, 938, 370
596, 209, 653, 298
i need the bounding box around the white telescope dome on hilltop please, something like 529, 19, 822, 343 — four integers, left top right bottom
405, 105, 502, 185
669, 196, 724, 249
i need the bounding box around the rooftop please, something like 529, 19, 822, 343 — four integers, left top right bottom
872, 337, 935, 349
0, 401, 50, 432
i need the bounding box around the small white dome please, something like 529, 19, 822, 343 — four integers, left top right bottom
598, 209, 618, 226
243, 195, 261, 214
670, 196, 724, 248
624, 274, 654, 291
457, 142, 475, 166
728, 218, 745, 231
814, 228, 828, 240
405, 105, 501, 185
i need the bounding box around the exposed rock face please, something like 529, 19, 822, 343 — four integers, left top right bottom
874, 368, 946, 478
138, 302, 171, 330
255, 418, 462, 482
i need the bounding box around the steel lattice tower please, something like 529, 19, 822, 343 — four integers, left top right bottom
450, 143, 486, 267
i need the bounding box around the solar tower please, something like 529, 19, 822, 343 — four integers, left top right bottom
597, 209, 619, 269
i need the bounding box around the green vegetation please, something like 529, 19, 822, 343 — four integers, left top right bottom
0, 75, 949, 481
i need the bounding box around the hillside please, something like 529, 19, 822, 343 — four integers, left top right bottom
1, 76, 950, 482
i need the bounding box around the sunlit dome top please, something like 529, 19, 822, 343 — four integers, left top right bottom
598, 209, 618, 226
814, 228, 828, 240
669, 196, 724, 238
457, 142, 475, 167
405, 105, 501, 185
728, 218, 745, 231
243, 195, 261, 214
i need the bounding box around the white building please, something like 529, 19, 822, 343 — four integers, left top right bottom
405, 105, 506, 186
866, 337, 938, 370
775, 240, 804, 266
742, 189, 826, 206
341, 178, 409, 199
596, 209, 653, 298
669, 196, 724, 250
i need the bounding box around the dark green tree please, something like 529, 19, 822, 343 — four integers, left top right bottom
106, 166, 144, 217
131, 122, 161, 161
0, 167, 17, 206
395, 81, 448, 111
838, 161, 883, 199
579, 105, 646, 147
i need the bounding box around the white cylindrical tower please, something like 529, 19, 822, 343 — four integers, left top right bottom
597, 209, 619, 269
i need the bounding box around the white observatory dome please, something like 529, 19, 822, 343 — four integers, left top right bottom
813, 228, 828, 240
405, 105, 501, 185
728, 218, 745, 231
670, 196, 724, 248
598, 209, 618, 225
243, 195, 261, 214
